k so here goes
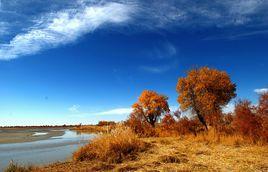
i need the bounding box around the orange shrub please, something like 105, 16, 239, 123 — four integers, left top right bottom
216, 113, 235, 135
176, 117, 203, 136
97, 121, 116, 126
159, 114, 204, 136
233, 100, 262, 142
73, 126, 147, 163
257, 93, 268, 142
161, 114, 176, 130
126, 112, 157, 137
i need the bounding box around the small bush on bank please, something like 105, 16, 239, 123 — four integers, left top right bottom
73, 126, 148, 163
126, 112, 158, 137
4, 161, 33, 172
97, 121, 116, 126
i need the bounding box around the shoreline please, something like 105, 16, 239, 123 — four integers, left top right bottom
0, 128, 67, 144
2, 126, 267, 171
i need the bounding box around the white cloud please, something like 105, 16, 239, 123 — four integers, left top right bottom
254, 88, 268, 94
0, 2, 134, 60
96, 108, 132, 116
68, 104, 80, 113
1, 0, 268, 60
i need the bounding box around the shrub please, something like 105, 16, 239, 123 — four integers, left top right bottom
4, 161, 33, 172
216, 113, 235, 135
176, 117, 203, 136
257, 93, 268, 142
233, 100, 262, 143
73, 126, 148, 163
161, 114, 176, 130
186, 128, 245, 146
97, 121, 116, 126
126, 112, 157, 137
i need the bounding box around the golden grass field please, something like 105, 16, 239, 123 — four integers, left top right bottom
23, 126, 266, 172
31, 137, 267, 172
5, 126, 268, 172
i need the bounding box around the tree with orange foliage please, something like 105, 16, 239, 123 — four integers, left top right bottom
176, 67, 236, 130
132, 90, 170, 127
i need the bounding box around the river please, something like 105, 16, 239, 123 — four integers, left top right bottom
0, 129, 94, 171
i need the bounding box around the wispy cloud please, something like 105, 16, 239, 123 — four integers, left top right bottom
254, 88, 268, 94
140, 41, 178, 73
96, 108, 132, 116
1, 0, 268, 60
0, 2, 135, 60
68, 104, 80, 113
0, 22, 8, 36
136, 0, 267, 29
148, 41, 177, 59
140, 64, 177, 74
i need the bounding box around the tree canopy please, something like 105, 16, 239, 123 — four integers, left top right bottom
132, 90, 170, 127
176, 67, 236, 129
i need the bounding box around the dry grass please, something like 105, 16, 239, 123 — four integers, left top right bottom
73, 126, 148, 163
4, 161, 34, 172
72, 125, 112, 134
114, 137, 268, 171
37, 136, 268, 172
15, 125, 268, 171
184, 129, 266, 146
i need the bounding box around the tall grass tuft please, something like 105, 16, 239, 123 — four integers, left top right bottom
4, 161, 33, 172
73, 126, 148, 163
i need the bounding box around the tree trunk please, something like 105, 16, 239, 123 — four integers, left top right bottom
150, 121, 155, 128
197, 112, 208, 131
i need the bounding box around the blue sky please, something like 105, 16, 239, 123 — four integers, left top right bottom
0, 0, 268, 126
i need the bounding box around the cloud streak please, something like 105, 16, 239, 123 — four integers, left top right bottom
254, 88, 268, 94
140, 41, 178, 73
96, 108, 132, 116
0, 2, 134, 60
1, 0, 268, 60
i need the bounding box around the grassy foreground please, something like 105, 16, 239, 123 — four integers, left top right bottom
34, 138, 267, 172
8, 127, 267, 172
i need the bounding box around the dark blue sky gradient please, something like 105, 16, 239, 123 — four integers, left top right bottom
0, 0, 267, 125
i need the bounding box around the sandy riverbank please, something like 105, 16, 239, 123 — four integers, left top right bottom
0, 128, 66, 144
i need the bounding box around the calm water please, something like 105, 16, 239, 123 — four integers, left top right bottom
0, 130, 95, 171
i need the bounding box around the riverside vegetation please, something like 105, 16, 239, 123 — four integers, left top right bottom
5, 67, 268, 172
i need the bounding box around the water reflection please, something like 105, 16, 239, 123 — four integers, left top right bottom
0, 130, 95, 171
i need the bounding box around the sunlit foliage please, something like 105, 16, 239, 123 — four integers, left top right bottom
132, 90, 170, 127
176, 67, 236, 129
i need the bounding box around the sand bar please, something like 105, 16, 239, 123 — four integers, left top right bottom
0, 128, 66, 144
